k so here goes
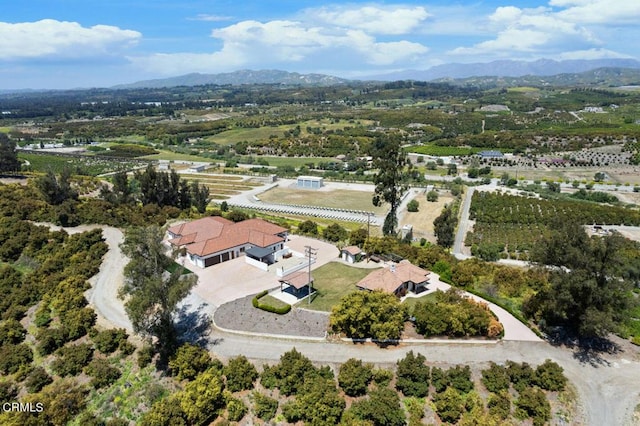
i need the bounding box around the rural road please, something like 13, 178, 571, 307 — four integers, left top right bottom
53, 223, 640, 426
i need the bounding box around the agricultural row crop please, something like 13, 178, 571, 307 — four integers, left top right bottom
466, 191, 640, 251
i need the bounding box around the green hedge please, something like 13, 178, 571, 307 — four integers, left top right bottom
252, 291, 291, 315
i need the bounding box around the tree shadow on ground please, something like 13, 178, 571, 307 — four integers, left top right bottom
546, 327, 620, 367
175, 302, 213, 348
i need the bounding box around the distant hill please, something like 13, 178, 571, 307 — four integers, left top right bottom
112, 69, 351, 89
433, 67, 640, 88
365, 58, 640, 82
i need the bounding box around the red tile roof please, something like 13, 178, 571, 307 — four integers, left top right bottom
168, 217, 287, 257
356, 260, 430, 293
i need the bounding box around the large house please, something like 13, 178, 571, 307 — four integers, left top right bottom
356, 260, 430, 297
167, 216, 288, 268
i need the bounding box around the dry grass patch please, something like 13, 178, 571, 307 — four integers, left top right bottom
400, 192, 455, 243
259, 187, 387, 214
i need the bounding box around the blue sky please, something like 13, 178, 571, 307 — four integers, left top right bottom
1, 0, 638, 89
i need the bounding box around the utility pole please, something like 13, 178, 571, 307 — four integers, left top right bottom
365, 211, 373, 262
305, 245, 317, 304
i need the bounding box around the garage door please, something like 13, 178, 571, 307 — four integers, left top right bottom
204, 255, 221, 267
221, 252, 230, 262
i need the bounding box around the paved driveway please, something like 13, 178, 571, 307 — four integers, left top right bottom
183, 235, 340, 308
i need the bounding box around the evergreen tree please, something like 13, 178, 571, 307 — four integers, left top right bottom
371, 134, 413, 236
120, 226, 197, 357
0, 137, 20, 174
434, 204, 457, 248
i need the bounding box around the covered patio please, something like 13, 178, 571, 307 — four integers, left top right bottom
246, 246, 275, 265
278, 270, 315, 301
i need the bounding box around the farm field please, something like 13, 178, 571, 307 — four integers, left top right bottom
466, 191, 640, 254
258, 186, 387, 214
406, 145, 483, 156
304, 262, 373, 312
140, 150, 211, 163
207, 118, 370, 146
248, 156, 335, 168
18, 152, 139, 176
178, 173, 262, 200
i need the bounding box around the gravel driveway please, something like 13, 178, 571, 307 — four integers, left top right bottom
214, 295, 329, 338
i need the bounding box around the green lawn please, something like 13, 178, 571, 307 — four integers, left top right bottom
259, 294, 290, 310
402, 292, 440, 314
246, 156, 335, 168
140, 150, 209, 162
305, 262, 372, 312
207, 127, 286, 145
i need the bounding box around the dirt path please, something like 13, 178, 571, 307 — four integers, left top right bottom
37, 223, 133, 331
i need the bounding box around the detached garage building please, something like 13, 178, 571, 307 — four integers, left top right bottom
167, 216, 288, 268
296, 175, 323, 189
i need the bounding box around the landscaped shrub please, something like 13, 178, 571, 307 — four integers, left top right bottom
252, 291, 291, 314
25, 366, 53, 393
395, 351, 430, 397
224, 355, 259, 392
85, 358, 122, 389
488, 391, 511, 420
506, 360, 535, 392
0, 319, 26, 345
137, 344, 155, 368
515, 387, 551, 426
0, 343, 33, 374
533, 359, 567, 391
168, 343, 213, 381
434, 387, 464, 424
226, 396, 247, 422
51, 343, 94, 377
0, 382, 17, 405
431, 366, 448, 393
92, 328, 129, 354
412, 289, 496, 338
36, 327, 70, 356
349, 387, 406, 426
481, 362, 510, 393
252, 391, 278, 421
372, 368, 394, 387
446, 365, 474, 394
338, 358, 374, 397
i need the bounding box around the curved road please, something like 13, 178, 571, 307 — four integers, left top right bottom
69, 223, 640, 426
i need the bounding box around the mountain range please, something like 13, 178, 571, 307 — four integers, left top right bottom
113, 58, 640, 90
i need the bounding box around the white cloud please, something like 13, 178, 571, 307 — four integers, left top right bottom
189, 14, 232, 22
449, 3, 613, 59
131, 15, 429, 76
557, 48, 633, 60
554, 1, 640, 25
310, 5, 430, 35
0, 19, 140, 60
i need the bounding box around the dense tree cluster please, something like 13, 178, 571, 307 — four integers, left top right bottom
525, 220, 637, 338
103, 166, 210, 213
330, 290, 407, 340
412, 289, 503, 338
